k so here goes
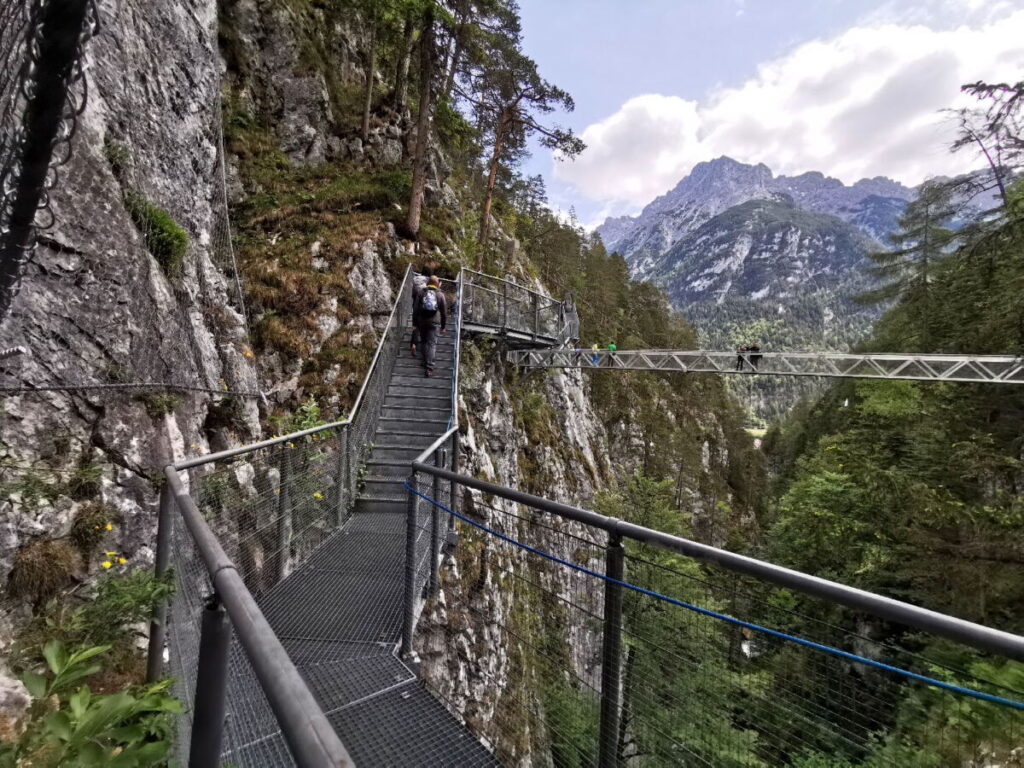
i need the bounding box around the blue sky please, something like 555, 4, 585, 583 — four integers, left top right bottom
513, 0, 1024, 226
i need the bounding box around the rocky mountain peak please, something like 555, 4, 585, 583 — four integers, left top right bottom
596, 157, 914, 260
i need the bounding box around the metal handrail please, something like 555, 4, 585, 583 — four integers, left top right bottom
164, 467, 354, 767
176, 264, 415, 471
411, 462, 1024, 662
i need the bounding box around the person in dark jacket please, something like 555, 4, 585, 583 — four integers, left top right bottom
410, 272, 430, 356
414, 275, 447, 377
748, 342, 762, 370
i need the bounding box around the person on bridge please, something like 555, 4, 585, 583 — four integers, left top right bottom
414, 275, 447, 377
748, 342, 762, 370
735, 345, 747, 371
591, 343, 600, 365
606, 341, 617, 367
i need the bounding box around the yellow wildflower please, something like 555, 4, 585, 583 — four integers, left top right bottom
104, 522, 113, 531
312, 492, 323, 500
101, 561, 112, 569
117, 557, 127, 564
104, 551, 116, 557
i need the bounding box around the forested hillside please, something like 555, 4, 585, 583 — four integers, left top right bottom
761, 82, 1024, 766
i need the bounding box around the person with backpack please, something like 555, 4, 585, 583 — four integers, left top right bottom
410, 272, 429, 356
414, 275, 447, 377
748, 342, 762, 370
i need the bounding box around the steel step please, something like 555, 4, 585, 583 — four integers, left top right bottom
354, 498, 407, 514
384, 394, 450, 408
377, 418, 447, 435
381, 405, 450, 420
389, 376, 451, 390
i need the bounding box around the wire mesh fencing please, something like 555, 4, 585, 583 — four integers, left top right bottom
412, 480, 610, 766
461, 270, 577, 346
167, 425, 347, 765
411, 472, 1024, 768
159, 266, 425, 764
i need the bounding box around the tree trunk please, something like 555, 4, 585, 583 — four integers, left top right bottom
442, 29, 464, 101
393, 13, 415, 112
406, 6, 435, 240
361, 17, 378, 143
971, 132, 1008, 205
476, 114, 508, 266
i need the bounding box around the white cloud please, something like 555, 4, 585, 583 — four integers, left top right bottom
554, 10, 1024, 218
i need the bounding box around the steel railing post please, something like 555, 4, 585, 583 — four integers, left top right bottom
276, 450, 290, 583
598, 533, 625, 768
401, 471, 419, 660
189, 593, 231, 768
502, 280, 508, 331
449, 431, 459, 526
335, 425, 349, 527
532, 293, 539, 339
145, 482, 173, 682
429, 452, 443, 595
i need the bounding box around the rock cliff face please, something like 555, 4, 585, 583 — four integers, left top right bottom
1, 0, 245, 622
0, 0, 397, 709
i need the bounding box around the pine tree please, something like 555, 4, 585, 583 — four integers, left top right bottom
856, 181, 956, 348
405, 2, 437, 240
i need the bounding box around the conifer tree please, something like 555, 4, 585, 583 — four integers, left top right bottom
405, 2, 437, 239
857, 181, 956, 347
459, 35, 583, 263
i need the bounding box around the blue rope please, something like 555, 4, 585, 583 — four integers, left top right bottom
405, 482, 1024, 712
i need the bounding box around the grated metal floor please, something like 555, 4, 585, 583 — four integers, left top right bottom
221, 329, 498, 766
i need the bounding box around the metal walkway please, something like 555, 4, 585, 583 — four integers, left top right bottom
460, 269, 578, 349
157, 268, 507, 766
223, 329, 499, 765
508, 347, 1024, 384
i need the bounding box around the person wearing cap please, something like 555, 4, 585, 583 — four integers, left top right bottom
413, 275, 448, 377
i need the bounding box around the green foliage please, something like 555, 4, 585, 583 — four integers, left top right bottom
102, 138, 130, 180
0, 641, 180, 768
122, 190, 188, 277
7, 539, 80, 606
541, 682, 598, 768
764, 114, 1024, 765
67, 462, 104, 501
69, 503, 118, 557
136, 391, 182, 418
76, 570, 175, 648
596, 475, 764, 767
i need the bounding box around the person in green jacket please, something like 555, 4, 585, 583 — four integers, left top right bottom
606, 342, 617, 367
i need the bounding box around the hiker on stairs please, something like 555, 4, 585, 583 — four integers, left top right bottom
410, 271, 429, 356
414, 275, 447, 377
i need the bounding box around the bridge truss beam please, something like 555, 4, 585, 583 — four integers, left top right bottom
508, 348, 1024, 385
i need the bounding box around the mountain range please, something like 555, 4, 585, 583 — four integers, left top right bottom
596, 157, 917, 421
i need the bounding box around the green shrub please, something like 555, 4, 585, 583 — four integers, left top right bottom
136, 391, 182, 417
7, 539, 80, 606
122, 190, 188, 276
67, 462, 103, 501
69, 502, 117, 557
103, 137, 130, 180
76, 570, 174, 648
0, 640, 180, 768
